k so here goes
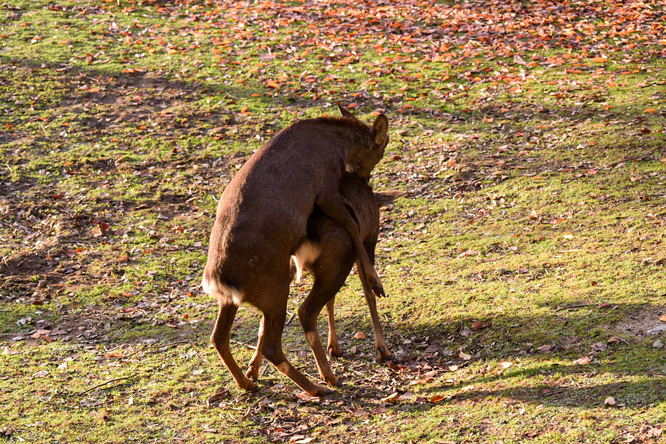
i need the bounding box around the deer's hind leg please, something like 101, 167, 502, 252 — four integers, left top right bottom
254, 279, 332, 397
325, 298, 342, 357
299, 251, 355, 385
245, 316, 265, 381
211, 299, 257, 391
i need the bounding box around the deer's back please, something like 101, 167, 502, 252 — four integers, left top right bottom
204, 119, 364, 285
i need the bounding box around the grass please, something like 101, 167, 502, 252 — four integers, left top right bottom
1, 0, 665, 443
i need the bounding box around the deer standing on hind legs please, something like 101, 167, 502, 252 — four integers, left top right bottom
202, 106, 390, 396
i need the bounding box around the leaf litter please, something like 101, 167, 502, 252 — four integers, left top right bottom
1, 0, 665, 442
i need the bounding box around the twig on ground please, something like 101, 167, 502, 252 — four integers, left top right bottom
240, 396, 270, 421
279, 417, 331, 440
79, 374, 138, 395
231, 339, 257, 350
555, 303, 594, 312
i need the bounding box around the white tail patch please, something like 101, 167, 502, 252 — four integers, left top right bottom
292, 241, 321, 282
201, 275, 242, 305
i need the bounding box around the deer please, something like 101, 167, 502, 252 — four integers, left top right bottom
289, 172, 404, 387
202, 106, 390, 396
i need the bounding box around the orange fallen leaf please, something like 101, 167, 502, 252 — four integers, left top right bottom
106, 351, 124, 358
429, 394, 446, 403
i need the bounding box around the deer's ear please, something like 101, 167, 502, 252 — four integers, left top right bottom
372, 114, 389, 146
374, 190, 406, 208
338, 104, 359, 121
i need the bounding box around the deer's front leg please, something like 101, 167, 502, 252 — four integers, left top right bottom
315, 192, 385, 298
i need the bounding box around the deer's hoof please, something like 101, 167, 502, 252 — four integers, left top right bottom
366, 273, 386, 298
246, 365, 260, 381
325, 373, 339, 387
238, 378, 257, 391
376, 345, 393, 361
371, 284, 386, 298
308, 384, 334, 397
328, 344, 342, 357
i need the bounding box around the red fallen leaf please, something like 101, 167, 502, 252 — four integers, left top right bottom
643, 108, 656, 114
592, 56, 607, 63
659, 315, 666, 323
429, 394, 446, 403
265, 80, 280, 90
471, 320, 491, 331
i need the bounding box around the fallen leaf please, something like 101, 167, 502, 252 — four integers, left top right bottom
429, 394, 446, 403
659, 315, 666, 323
647, 428, 662, 438
106, 351, 124, 358
458, 351, 472, 361
353, 331, 366, 339
604, 396, 616, 406
573, 356, 591, 365
380, 392, 400, 403
471, 320, 491, 331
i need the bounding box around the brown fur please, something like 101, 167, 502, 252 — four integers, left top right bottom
202, 107, 389, 396
291, 173, 404, 385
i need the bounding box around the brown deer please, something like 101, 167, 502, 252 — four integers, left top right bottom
238, 173, 403, 391
202, 106, 389, 396
291, 172, 404, 386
